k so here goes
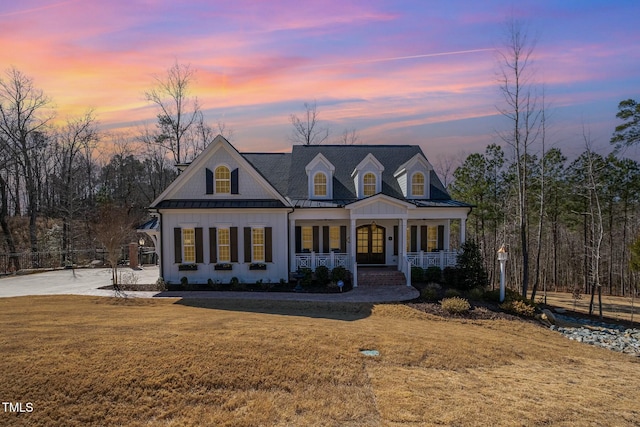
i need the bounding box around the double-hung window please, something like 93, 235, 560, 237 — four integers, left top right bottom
182, 228, 196, 263
218, 228, 230, 262
252, 228, 265, 262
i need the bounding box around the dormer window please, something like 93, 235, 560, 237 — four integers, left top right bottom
352, 153, 384, 199
313, 172, 327, 197
411, 172, 425, 197
305, 153, 335, 199
215, 166, 230, 194
363, 173, 376, 196
393, 153, 432, 199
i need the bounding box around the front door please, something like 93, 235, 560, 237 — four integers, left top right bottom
356, 224, 385, 264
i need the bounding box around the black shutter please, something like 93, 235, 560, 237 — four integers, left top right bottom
393, 225, 398, 256
231, 168, 239, 194
230, 227, 238, 262
410, 226, 417, 252
265, 227, 273, 262
244, 227, 252, 262
340, 226, 347, 253
195, 228, 203, 263
209, 228, 217, 263
312, 226, 320, 253
205, 168, 214, 194
420, 226, 428, 252
322, 226, 330, 253
438, 225, 445, 250
174, 228, 182, 263
295, 226, 302, 253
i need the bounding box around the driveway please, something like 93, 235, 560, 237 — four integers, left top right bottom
0, 266, 419, 302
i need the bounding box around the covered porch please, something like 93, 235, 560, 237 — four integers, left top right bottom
289, 194, 469, 287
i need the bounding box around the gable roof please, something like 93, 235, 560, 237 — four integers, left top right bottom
244, 145, 452, 202
150, 135, 289, 209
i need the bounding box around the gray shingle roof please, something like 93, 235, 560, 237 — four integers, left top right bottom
242, 144, 456, 202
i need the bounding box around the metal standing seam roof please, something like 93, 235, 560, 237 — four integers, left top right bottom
154, 199, 289, 209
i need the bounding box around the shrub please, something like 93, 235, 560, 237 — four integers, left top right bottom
180, 276, 188, 287
456, 240, 488, 290
420, 287, 439, 302
299, 268, 313, 286
484, 288, 525, 303
230, 277, 240, 287
468, 287, 485, 301
441, 297, 471, 314
331, 266, 348, 283
443, 266, 460, 288
444, 288, 461, 298
500, 300, 536, 317
424, 266, 442, 284
411, 266, 425, 283
315, 266, 330, 285
155, 277, 167, 291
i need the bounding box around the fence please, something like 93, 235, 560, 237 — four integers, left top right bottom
0, 246, 157, 274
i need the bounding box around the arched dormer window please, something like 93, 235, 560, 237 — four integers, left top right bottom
363, 172, 376, 196
215, 166, 230, 194
313, 172, 327, 197
411, 172, 425, 197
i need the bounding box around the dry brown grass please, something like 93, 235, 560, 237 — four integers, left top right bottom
540, 291, 639, 325
0, 296, 639, 426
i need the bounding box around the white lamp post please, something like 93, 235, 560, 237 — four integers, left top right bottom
497, 245, 508, 303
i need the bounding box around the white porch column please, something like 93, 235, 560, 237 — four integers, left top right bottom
460, 218, 466, 247
400, 218, 407, 274
350, 218, 357, 287
289, 218, 296, 271
444, 219, 450, 250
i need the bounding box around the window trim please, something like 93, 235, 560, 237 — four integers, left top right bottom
411, 172, 425, 197
182, 228, 196, 264
363, 172, 377, 196
252, 227, 265, 262
313, 172, 327, 197
215, 165, 231, 194
217, 228, 231, 263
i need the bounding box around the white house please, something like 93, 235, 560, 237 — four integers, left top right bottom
140, 135, 472, 287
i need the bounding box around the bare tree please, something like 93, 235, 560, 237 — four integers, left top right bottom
434, 151, 466, 189
93, 202, 137, 291
582, 131, 605, 319
55, 110, 100, 264
289, 100, 329, 145
144, 62, 200, 165
495, 19, 540, 299
335, 128, 359, 145
0, 67, 55, 261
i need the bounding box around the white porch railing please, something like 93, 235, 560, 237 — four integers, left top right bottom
406, 250, 459, 269
295, 252, 351, 271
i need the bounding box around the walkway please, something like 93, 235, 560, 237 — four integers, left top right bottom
0, 266, 419, 303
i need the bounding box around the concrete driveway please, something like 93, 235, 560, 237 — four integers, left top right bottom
0, 266, 419, 302
0, 267, 160, 298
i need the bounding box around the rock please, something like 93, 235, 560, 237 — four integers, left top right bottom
541, 309, 557, 325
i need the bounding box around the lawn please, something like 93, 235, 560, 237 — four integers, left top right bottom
1, 295, 639, 426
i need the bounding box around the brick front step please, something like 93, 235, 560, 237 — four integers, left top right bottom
357, 269, 407, 286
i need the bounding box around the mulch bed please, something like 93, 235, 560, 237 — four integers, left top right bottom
406, 301, 541, 324
99, 284, 161, 292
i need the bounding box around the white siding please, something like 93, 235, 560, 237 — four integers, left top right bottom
168, 146, 275, 200
160, 209, 289, 284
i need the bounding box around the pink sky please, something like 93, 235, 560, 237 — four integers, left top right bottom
1, 0, 639, 160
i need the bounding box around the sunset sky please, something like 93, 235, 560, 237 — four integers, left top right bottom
1, 0, 639, 160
